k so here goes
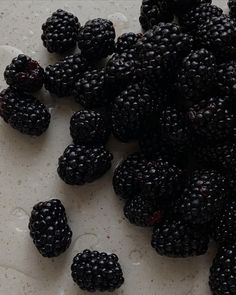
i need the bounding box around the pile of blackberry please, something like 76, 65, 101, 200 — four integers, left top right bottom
3, 1, 236, 294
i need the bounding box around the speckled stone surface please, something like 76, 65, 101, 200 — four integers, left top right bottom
0, 1, 228, 294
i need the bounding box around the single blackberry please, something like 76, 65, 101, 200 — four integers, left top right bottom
174, 169, 226, 225
159, 105, 192, 154
4, 54, 44, 92
228, 0, 236, 18
194, 141, 236, 173
70, 110, 111, 146
73, 69, 109, 109
195, 15, 236, 57
217, 61, 236, 97
187, 96, 235, 141
115, 32, 143, 54
105, 52, 140, 90
44, 54, 88, 97
209, 244, 236, 295
124, 195, 163, 227
0, 88, 50, 136
212, 199, 236, 244
136, 22, 193, 82
111, 82, 156, 142
177, 49, 216, 104
41, 9, 80, 53
71, 249, 124, 292
58, 144, 113, 185
151, 217, 209, 257
28, 199, 72, 257
77, 18, 115, 60
139, 0, 174, 31
179, 4, 223, 33
169, 0, 202, 15
113, 153, 147, 199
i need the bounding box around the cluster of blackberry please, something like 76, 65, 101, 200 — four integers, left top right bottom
2, 0, 236, 293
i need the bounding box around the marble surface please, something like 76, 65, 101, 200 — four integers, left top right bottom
0, 1, 228, 294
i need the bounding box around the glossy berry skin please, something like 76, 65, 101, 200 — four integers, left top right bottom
41, 9, 80, 53
209, 244, 236, 295
77, 18, 116, 60
217, 61, 236, 96
139, 0, 174, 31
0, 88, 50, 136
174, 170, 226, 225
44, 54, 88, 97
177, 48, 217, 104
115, 32, 143, 54
71, 249, 124, 292
29, 199, 72, 257
58, 144, 113, 185
151, 217, 209, 257
4, 54, 44, 92
70, 110, 111, 146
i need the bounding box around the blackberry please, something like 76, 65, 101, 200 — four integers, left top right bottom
212, 199, 236, 244
169, 0, 202, 15
73, 69, 109, 109
159, 105, 192, 154
177, 49, 216, 104
217, 61, 236, 97
105, 52, 140, 90
139, 0, 174, 31
41, 9, 80, 53
113, 153, 146, 199
28, 199, 72, 257
44, 54, 88, 97
179, 4, 223, 33
57, 144, 113, 185
209, 244, 236, 295
77, 18, 115, 60
4, 54, 44, 92
70, 110, 111, 146
195, 15, 236, 57
151, 217, 209, 257
71, 249, 124, 292
174, 169, 226, 225
115, 32, 143, 54
124, 195, 163, 227
111, 82, 156, 142
0, 88, 50, 136
136, 22, 193, 82
187, 96, 235, 141
228, 0, 236, 18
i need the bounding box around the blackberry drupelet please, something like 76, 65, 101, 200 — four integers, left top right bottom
71, 249, 124, 292
73, 68, 109, 108
174, 169, 226, 225
124, 195, 163, 227
212, 199, 236, 244
136, 22, 193, 82
0, 88, 50, 136
151, 217, 209, 257
195, 15, 236, 57
111, 82, 156, 142
228, 0, 236, 18
209, 244, 236, 295
105, 52, 140, 90
44, 54, 88, 97
159, 105, 192, 154
70, 110, 111, 146
115, 32, 143, 54
41, 9, 80, 53
4, 54, 44, 92
217, 61, 236, 97
179, 4, 223, 33
28, 199, 72, 257
139, 0, 174, 31
177, 49, 216, 104
113, 153, 147, 199
187, 96, 235, 141
58, 144, 113, 185
77, 18, 115, 60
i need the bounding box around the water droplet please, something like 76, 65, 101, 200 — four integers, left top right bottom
11, 207, 29, 219
108, 12, 129, 36
129, 249, 142, 265
73, 233, 99, 251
